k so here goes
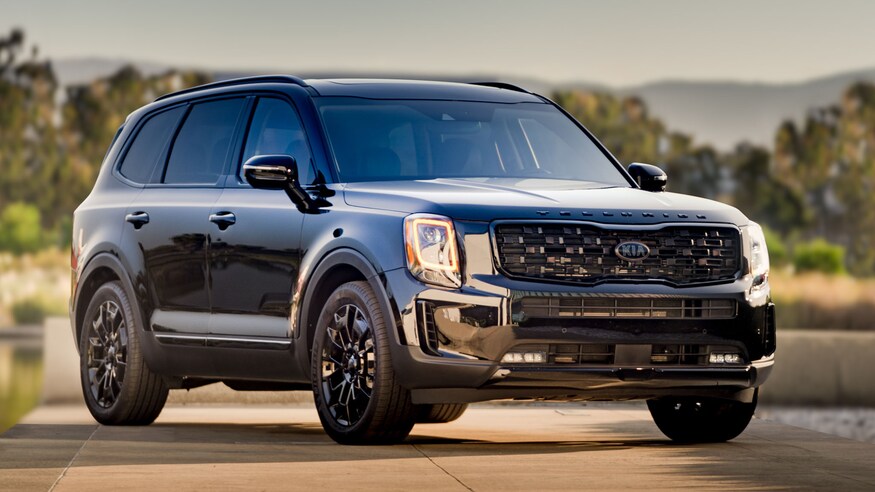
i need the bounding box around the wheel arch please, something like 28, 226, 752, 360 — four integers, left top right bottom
294, 248, 403, 377
73, 253, 141, 352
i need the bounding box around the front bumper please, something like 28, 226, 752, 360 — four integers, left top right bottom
381, 267, 776, 404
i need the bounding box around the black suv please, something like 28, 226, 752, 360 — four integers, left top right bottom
70, 76, 775, 444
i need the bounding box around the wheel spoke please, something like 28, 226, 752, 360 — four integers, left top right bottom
343, 306, 356, 345
320, 302, 375, 428
85, 300, 128, 409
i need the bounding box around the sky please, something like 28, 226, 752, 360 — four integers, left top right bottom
4, 0, 875, 87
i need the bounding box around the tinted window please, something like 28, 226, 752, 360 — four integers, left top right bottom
118, 107, 183, 184
316, 98, 627, 186
164, 98, 244, 184
241, 98, 313, 184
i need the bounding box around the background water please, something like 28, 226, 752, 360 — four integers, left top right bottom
0, 340, 43, 433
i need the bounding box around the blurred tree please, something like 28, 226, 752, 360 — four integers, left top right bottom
774, 82, 875, 275
0, 28, 62, 231
760, 226, 789, 268
0, 202, 42, 254
551, 90, 725, 198
729, 143, 811, 236
1, 29, 212, 247
793, 238, 846, 275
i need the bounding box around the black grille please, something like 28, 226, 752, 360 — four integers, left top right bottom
519, 296, 736, 319
549, 344, 615, 364
650, 344, 710, 365
495, 223, 741, 285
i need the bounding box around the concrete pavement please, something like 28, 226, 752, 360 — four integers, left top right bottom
1, 404, 874, 491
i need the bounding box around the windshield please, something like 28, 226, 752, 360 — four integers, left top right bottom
315, 98, 629, 186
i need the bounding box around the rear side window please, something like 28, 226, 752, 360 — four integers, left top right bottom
164, 98, 245, 184
118, 107, 183, 184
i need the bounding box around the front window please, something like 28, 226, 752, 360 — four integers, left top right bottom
315, 98, 628, 185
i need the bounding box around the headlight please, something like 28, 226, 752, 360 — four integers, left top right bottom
404, 214, 461, 288
745, 221, 770, 291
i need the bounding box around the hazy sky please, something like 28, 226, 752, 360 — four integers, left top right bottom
4, 0, 875, 87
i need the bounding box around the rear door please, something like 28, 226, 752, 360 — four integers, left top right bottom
123, 97, 247, 337
207, 96, 316, 340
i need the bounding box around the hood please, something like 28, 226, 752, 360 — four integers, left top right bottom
343, 178, 749, 225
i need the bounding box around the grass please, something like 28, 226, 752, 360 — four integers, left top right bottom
770, 270, 875, 330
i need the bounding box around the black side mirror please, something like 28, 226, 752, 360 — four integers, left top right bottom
243, 154, 314, 211
628, 162, 667, 192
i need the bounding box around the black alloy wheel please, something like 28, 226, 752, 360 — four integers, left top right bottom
320, 303, 376, 427
85, 300, 128, 407
79, 281, 168, 425
311, 281, 415, 444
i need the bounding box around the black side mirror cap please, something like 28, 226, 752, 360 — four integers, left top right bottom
628, 162, 667, 192
243, 154, 298, 190
243, 154, 315, 212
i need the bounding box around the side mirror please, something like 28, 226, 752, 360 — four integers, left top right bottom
243, 154, 298, 189
628, 162, 667, 192
243, 154, 313, 211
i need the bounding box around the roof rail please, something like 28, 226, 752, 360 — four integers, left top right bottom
154, 74, 309, 102
469, 81, 531, 94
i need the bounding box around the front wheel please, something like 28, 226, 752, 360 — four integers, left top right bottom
311, 281, 415, 444
647, 390, 758, 443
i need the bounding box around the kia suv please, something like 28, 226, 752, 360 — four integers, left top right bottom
70, 76, 775, 444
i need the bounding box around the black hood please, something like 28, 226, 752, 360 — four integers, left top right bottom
343, 178, 749, 225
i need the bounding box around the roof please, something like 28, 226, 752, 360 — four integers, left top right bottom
305, 79, 543, 103
154, 75, 543, 104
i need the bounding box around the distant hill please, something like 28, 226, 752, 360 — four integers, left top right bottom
617, 69, 875, 150
52, 57, 875, 151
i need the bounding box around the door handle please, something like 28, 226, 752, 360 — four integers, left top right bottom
209, 211, 236, 230
125, 211, 150, 229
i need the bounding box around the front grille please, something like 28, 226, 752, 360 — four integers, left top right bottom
650, 344, 710, 365
495, 223, 741, 285
519, 296, 737, 320
549, 343, 615, 364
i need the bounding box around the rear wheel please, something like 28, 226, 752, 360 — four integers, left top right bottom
311, 281, 415, 444
415, 403, 468, 424
79, 281, 168, 425
647, 390, 758, 443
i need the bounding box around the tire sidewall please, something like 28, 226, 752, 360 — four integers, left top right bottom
78, 281, 141, 423
310, 283, 387, 440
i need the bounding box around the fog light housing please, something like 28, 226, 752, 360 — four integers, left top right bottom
709, 353, 742, 364
501, 351, 546, 364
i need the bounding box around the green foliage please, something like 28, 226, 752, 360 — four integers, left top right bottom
10, 298, 48, 325
551, 90, 724, 199
793, 239, 846, 275
761, 226, 789, 267
0, 28, 212, 251
0, 203, 42, 254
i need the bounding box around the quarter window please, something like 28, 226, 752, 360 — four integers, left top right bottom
241, 98, 314, 184
118, 107, 183, 184
164, 98, 245, 184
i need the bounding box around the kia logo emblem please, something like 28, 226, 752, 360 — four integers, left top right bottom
615, 241, 651, 261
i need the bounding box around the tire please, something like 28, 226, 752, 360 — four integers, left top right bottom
78, 281, 168, 425
311, 281, 416, 445
415, 403, 468, 424
647, 390, 758, 443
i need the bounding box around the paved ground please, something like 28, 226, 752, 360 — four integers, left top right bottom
758, 406, 875, 444
1, 404, 874, 491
